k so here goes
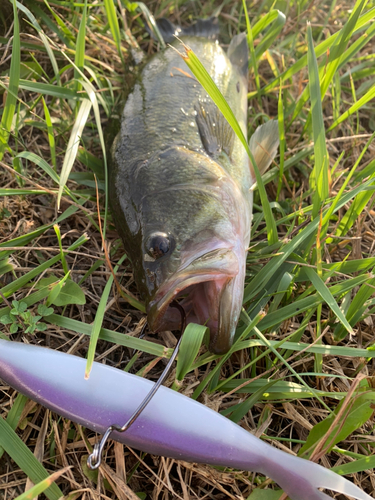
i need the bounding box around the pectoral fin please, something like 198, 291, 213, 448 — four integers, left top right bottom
249, 120, 279, 178
195, 101, 235, 159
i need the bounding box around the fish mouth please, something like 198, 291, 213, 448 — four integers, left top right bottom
147, 248, 241, 354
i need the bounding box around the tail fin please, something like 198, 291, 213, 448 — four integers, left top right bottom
249, 120, 279, 178
261, 446, 372, 500
148, 17, 219, 44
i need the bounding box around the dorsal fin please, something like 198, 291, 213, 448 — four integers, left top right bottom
149, 17, 219, 44
179, 17, 219, 39
227, 33, 248, 79
249, 120, 279, 176
195, 101, 235, 159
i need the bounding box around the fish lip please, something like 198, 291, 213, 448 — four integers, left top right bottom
147, 248, 239, 333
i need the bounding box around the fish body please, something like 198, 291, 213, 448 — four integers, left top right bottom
109, 27, 262, 354
0, 339, 371, 500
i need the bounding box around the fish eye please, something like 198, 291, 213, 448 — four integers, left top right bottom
146, 232, 172, 260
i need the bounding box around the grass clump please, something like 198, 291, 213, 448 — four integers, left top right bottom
0, 0, 375, 499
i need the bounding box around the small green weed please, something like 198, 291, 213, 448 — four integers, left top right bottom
0, 300, 52, 334
0, 0, 374, 499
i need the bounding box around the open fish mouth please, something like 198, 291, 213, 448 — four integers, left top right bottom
147, 248, 241, 354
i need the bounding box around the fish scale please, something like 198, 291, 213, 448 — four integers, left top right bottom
109, 33, 254, 354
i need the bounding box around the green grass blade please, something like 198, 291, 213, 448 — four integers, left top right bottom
299, 390, 375, 459
14, 468, 70, 500
296, 257, 375, 282
15, 151, 88, 211
254, 10, 285, 60
0, 393, 28, 459
201, 336, 375, 361
276, 83, 285, 200
335, 183, 375, 238
0, 235, 88, 300
42, 0, 75, 44
307, 23, 329, 219
179, 43, 278, 245
303, 266, 353, 335
57, 98, 92, 207
251, 9, 281, 40
226, 380, 279, 422
242, 0, 260, 94
0, 189, 47, 196
104, 0, 124, 64
47, 314, 169, 357
332, 455, 375, 475
80, 80, 109, 239
42, 97, 56, 169
0, 258, 14, 276
219, 378, 339, 400
131, 1, 166, 48
334, 273, 375, 341
244, 167, 375, 303
174, 323, 208, 384
54, 224, 69, 275
15, 1, 61, 84
267, 271, 293, 314
339, 16, 375, 70
244, 217, 319, 302
16, 151, 59, 183
252, 325, 331, 411
74, 0, 87, 90
0, 0, 20, 160
0, 417, 63, 500
246, 488, 282, 499
259, 6, 375, 97
328, 84, 375, 131
323, 132, 375, 239
290, 0, 368, 127
192, 311, 265, 399
321, 0, 367, 98
85, 254, 127, 378
257, 274, 371, 331
18, 79, 82, 99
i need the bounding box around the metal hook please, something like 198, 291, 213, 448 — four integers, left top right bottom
87, 300, 186, 470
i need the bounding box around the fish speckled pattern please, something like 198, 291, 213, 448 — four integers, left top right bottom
109, 33, 253, 354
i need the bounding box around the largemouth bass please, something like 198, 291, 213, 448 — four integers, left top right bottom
109, 19, 279, 353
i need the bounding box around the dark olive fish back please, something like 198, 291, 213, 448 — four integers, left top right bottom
109, 32, 252, 353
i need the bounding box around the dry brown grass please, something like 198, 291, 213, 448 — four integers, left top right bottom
1, 0, 375, 499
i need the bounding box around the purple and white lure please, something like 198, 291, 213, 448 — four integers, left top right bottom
0, 339, 371, 500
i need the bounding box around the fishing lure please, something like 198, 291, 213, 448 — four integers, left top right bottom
0, 339, 371, 500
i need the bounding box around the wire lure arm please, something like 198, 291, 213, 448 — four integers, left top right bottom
87, 301, 186, 470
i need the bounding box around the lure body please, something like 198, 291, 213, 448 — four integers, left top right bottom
0, 340, 371, 500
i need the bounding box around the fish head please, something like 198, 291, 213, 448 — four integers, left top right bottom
132, 146, 252, 354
